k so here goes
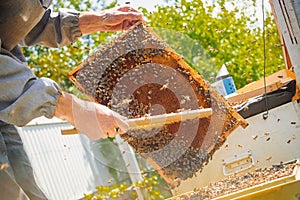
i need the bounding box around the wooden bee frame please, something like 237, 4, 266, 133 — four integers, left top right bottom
69, 22, 247, 185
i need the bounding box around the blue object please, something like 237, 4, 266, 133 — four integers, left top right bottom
212, 64, 237, 96
222, 77, 237, 95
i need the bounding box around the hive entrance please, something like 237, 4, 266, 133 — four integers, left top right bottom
69, 22, 247, 186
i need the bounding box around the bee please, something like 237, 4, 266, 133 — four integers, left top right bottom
264, 132, 270, 136
107, 179, 113, 184
0, 163, 9, 171
160, 83, 169, 90
266, 156, 272, 161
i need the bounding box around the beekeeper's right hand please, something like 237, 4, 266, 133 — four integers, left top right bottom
54, 91, 128, 140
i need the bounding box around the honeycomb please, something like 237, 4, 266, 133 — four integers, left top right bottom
69, 22, 247, 186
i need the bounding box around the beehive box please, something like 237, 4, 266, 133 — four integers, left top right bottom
167, 160, 300, 199
69, 22, 247, 185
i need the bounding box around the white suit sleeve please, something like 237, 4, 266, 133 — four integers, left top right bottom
0, 53, 61, 126
22, 8, 82, 48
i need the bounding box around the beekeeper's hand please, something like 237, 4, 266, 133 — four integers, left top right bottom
55, 92, 128, 140
79, 5, 144, 34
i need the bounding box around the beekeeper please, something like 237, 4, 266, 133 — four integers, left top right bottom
0, 1, 142, 199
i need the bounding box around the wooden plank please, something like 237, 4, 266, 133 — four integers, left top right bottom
61, 108, 213, 135
227, 78, 292, 103
127, 108, 212, 128
227, 67, 300, 103
60, 128, 78, 135
236, 69, 289, 94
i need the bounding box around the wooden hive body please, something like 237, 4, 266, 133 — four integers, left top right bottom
69, 22, 247, 185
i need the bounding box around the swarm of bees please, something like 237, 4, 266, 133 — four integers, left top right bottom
69, 22, 247, 185
168, 161, 297, 199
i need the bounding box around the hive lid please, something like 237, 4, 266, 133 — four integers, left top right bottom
69, 22, 247, 186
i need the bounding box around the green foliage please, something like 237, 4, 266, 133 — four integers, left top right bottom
83, 174, 171, 200
52, 0, 92, 11
142, 0, 285, 88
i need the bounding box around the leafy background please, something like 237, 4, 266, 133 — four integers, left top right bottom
23, 0, 284, 92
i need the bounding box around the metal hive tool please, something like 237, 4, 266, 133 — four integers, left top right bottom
68, 22, 248, 186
